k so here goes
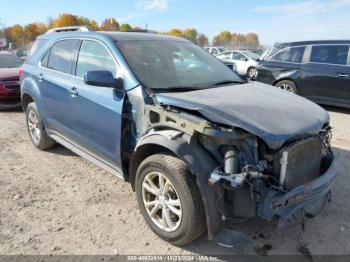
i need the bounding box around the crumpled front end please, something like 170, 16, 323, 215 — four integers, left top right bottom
207, 124, 335, 228
258, 160, 335, 228
141, 99, 335, 238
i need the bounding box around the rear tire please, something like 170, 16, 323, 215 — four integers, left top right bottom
135, 154, 206, 246
26, 102, 55, 150
275, 80, 298, 94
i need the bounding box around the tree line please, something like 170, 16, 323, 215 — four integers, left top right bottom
0, 14, 259, 50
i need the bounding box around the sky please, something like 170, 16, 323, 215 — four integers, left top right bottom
1, 0, 350, 46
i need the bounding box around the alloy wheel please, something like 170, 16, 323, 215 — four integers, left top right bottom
142, 171, 182, 232
277, 83, 295, 93
248, 68, 258, 79
28, 111, 41, 144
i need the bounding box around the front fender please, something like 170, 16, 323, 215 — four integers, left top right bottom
132, 130, 224, 240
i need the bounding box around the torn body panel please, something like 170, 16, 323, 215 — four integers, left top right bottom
127, 83, 334, 241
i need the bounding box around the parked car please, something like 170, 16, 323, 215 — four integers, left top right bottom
204, 46, 226, 56
257, 40, 350, 108
222, 61, 237, 72
217, 50, 259, 79
0, 51, 23, 109
21, 27, 335, 246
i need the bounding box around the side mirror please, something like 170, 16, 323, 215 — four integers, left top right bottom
84, 70, 123, 89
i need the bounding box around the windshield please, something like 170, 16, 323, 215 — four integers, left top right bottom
116, 40, 242, 90
241, 51, 260, 61
218, 47, 226, 53
0, 53, 23, 68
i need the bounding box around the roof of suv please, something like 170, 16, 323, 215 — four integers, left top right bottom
37, 31, 190, 42
276, 40, 350, 48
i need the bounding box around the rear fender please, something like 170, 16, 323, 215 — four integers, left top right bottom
21, 76, 47, 124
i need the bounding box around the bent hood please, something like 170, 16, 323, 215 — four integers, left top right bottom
155, 82, 329, 150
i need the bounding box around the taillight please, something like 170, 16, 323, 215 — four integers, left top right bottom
19, 68, 24, 80
0, 82, 9, 95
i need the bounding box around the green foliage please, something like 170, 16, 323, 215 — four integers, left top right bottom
120, 23, 132, 32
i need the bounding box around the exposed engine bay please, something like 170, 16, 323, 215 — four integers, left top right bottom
137, 98, 335, 230
206, 128, 333, 225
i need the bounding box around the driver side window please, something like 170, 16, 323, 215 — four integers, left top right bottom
232, 52, 246, 61
211, 49, 218, 55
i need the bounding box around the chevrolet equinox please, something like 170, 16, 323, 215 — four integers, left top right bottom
21, 27, 336, 246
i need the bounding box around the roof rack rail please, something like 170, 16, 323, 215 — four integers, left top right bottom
125, 29, 158, 33
45, 26, 91, 34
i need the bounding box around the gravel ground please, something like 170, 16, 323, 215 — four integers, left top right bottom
0, 106, 349, 257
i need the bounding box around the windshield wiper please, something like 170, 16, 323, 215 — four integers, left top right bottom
209, 80, 244, 87
153, 86, 204, 92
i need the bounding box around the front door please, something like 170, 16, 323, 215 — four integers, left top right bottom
232, 52, 248, 75
67, 40, 125, 169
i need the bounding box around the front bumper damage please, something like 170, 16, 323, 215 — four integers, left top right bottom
258, 161, 336, 228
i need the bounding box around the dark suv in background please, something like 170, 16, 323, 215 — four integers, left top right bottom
257, 40, 350, 108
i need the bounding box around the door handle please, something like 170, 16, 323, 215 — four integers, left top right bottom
68, 87, 78, 96
337, 73, 349, 78
38, 73, 44, 82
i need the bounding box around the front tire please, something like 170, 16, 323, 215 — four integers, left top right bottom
135, 154, 206, 246
26, 102, 55, 150
275, 80, 298, 94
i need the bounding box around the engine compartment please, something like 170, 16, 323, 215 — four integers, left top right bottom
207, 126, 334, 222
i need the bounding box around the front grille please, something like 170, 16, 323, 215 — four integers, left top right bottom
279, 137, 322, 190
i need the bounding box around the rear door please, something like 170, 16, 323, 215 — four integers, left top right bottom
66, 40, 125, 170
301, 44, 350, 105
232, 52, 248, 75
39, 39, 81, 135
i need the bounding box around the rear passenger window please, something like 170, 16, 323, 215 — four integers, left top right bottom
41, 50, 50, 68
29, 39, 47, 58
47, 40, 79, 74
310, 45, 349, 65
271, 46, 305, 63
76, 41, 116, 78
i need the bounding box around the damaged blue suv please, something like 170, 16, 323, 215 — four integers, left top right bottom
21, 26, 336, 246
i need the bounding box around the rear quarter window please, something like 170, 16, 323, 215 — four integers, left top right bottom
270, 46, 305, 63
29, 39, 47, 58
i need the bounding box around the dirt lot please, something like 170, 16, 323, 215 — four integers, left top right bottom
0, 106, 350, 257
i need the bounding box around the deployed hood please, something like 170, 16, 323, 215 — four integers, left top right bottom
155, 82, 329, 150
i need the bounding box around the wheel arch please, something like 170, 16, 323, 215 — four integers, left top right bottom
273, 78, 301, 93
22, 93, 34, 111
129, 130, 224, 240
21, 77, 48, 124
